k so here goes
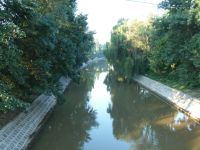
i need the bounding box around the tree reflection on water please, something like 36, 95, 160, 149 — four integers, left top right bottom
30, 60, 109, 150
30, 61, 200, 150
104, 69, 200, 150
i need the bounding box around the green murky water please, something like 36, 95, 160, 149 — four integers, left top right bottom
30, 60, 200, 150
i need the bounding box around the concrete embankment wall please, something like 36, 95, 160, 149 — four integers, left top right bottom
0, 57, 105, 150
133, 75, 200, 123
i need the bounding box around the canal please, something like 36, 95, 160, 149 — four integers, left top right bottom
30, 60, 200, 150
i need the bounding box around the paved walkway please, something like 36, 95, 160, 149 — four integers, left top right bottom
133, 75, 200, 122
0, 57, 105, 150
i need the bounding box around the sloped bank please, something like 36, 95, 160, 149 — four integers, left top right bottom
133, 75, 200, 123
0, 57, 105, 150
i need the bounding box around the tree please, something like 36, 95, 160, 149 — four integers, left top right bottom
0, 0, 95, 113
103, 18, 152, 82
149, 0, 200, 87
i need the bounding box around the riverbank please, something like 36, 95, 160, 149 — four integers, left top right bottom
146, 74, 200, 100
0, 57, 105, 150
133, 75, 200, 123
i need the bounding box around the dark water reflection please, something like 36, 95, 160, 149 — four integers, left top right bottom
104, 71, 200, 150
30, 60, 200, 150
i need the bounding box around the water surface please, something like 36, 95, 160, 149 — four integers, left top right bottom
30, 60, 200, 150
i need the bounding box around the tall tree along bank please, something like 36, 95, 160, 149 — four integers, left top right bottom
103, 18, 151, 82
104, 0, 200, 88
0, 0, 95, 113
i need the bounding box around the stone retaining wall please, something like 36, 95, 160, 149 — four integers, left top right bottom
133, 75, 200, 122
0, 57, 105, 150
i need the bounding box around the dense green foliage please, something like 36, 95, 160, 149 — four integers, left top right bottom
0, 0, 95, 113
150, 0, 200, 87
103, 18, 151, 81
104, 0, 200, 88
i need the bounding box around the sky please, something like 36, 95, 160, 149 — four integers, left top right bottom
76, 0, 165, 44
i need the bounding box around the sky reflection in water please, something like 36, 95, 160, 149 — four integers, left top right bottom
30, 60, 200, 150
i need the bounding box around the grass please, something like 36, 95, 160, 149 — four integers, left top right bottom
145, 73, 200, 99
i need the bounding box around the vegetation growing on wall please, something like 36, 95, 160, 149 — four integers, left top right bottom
0, 0, 95, 113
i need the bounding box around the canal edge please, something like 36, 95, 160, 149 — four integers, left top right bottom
0, 57, 105, 150
133, 75, 200, 123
